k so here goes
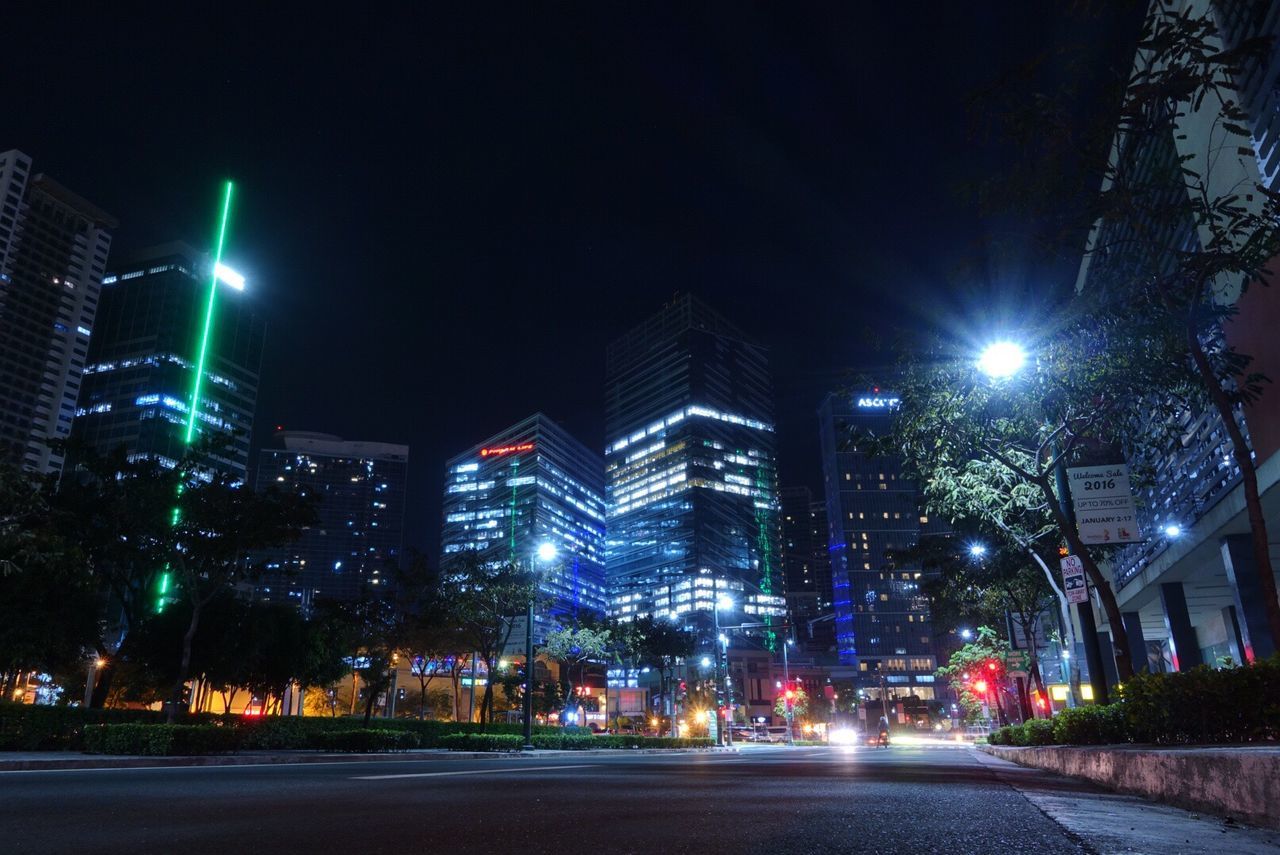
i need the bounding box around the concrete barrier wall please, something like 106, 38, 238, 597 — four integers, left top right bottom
981, 744, 1280, 830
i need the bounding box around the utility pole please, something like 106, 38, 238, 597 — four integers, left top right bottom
782, 633, 793, 745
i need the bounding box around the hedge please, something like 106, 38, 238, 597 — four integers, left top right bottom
83, 723, 239, 756
0, 703, 219, 751
1121, 656, 1280, 744
437, 733, 525, 752
311, 729, 417, 753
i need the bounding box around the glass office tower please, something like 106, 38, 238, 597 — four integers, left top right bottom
605, 294, 784, 636
441, 413, 607, 637
71, 242, 263, 480
0, 150, 115, 474
818, 390, 948, 695
255, 431, 409, 608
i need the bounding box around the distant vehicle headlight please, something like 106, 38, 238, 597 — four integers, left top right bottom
829, 728, 858, 745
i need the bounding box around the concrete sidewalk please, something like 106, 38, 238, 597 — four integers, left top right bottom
0, 746, 734, 772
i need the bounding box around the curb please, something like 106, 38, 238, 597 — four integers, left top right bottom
0, 746, 736, 772
980, 743, 1280, 831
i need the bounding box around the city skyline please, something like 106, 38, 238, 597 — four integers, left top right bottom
1, 4, 1143, 554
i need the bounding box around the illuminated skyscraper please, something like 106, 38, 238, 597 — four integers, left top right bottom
605, 294, 784, 635
0, 150, 116, 474
441, 413, 607, 639
70, 242, 262, 480
255, 431, 408, 607
780, 486, 835, 654
818, 390, 948, 695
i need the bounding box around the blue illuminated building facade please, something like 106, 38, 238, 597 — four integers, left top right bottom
818, 390, 948, 696
605, 294, 785, 636
254, 431, 408, 607
70, 242, 262, 480
441, 413, 607, 637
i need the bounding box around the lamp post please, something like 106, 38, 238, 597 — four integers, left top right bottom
523, 541, 558, 750
713, 591, 733, 747
782, 634, 794, 745
978, 341, 1108, 706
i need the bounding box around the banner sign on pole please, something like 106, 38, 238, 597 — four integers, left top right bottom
1060, 555, 1089, 604
1067, 464, 1141, 544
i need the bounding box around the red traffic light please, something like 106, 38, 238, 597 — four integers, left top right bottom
784, 689, 795, 700
987, 662, 998, 671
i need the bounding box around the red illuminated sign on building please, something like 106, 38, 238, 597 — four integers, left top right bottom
480, 443, 534, 458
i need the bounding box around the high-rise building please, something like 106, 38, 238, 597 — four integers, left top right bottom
70, 242, 263, 480
780, 486, 835, 654
0, 150, 116, 474
254, 431, 408, 608
441, 413, 607, 639
818, 389, 948, 696
604, 294, 785, 635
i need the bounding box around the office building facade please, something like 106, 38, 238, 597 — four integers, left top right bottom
605, 294, 785, 636
441, 413, 608, 636
818, 390, 948, 695
780, 486, 835, 654
0, 150, 116, 474
255, 431, 408, 607
70, 242, 263, 480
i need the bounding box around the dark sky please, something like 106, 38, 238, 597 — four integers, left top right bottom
5, 4, 1139, 554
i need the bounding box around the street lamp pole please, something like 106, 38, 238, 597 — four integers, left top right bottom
782, 634, 793, 745
524, 542, 558, 750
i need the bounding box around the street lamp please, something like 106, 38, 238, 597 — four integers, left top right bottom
975, 338, 1107, 707
782, 635, 795, 745
960, 628, 973, 641
1163, 524, 1182, 538
713, 591, 733, 746
523, 541, 558, 750
977, 341, 1027, 380
968, 543, 988, 558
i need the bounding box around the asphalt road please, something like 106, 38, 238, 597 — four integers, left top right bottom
4, 742, 1277, 854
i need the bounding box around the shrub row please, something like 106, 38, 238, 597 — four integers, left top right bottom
990, 657, 1280, 747
83, 723, 239, 756
311, 729, 418, 753
0, 703, 220, 751
1121, 656, 1280, 744
989, 705, 1128, 747
437, 733, 525, 752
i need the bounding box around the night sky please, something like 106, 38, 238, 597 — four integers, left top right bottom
5, 4, 1139, 553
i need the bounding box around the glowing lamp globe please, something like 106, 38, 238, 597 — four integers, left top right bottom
977, 342, 1027, 379
536, 542, 558, 562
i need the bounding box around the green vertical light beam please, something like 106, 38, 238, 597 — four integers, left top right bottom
185, 180, 234, 445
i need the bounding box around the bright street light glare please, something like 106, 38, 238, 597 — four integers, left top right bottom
1163, 524, 1182, 538
214, 261, 246, 291
960, 628, 973, 640
535, 542, 558, 562
701, 656, 712, 667
968, 543, 987, 558
716, 594, 734, 610
977, 341, 1027, 379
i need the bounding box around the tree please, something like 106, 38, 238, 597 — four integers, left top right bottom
774, 685, 809, 721
447, 551, 537, 726
936, 626, 1011, 725
541, 626, 611, 713
394, 553, 466, 720
890, 319, 1191, 681
902, 533, 1055, 716
50, 451, 186, 706
631, 615, 697, 738
163, 471, 314, 722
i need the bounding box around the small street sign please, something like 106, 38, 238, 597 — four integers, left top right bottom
1061, 555, 1089, 604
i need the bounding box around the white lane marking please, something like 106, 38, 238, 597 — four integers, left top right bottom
353, 763, 599, 781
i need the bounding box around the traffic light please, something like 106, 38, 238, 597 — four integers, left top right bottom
987, 661, 998, 671
972, 679, 988, 694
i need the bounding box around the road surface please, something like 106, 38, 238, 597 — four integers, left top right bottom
4, 741, 1276, 854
